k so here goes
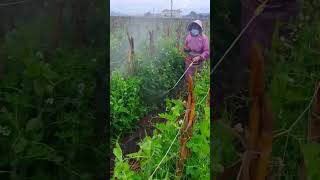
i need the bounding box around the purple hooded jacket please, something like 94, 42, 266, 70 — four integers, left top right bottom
184, 20, 210, 62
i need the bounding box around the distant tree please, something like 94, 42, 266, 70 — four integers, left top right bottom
189, 11, 197, 16
186, 11, 198, 18
144, 12, 152, 17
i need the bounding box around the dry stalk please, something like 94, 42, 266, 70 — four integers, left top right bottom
176, 75, 196, 178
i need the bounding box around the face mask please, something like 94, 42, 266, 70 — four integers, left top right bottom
191, 29, 199, 36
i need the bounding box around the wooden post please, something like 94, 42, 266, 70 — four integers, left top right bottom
149, 30, 155, 56
53, 0, 64, 49
127, 31, 134, 74
176, 75, 196, 178
176, 23, 181, 49
71, 0, 86, 47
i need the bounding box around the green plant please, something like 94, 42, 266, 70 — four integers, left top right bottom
267, 17, 320, 179
110, 71, 147, 136
185, 106, 210, 179
135, 38, 185, 107
302, 143, 320, 179
214, 1, 320, 178
112, 65, 210, 179
0, 48, 104, 180
111, 99, 184, 179
112, 142, 141, 180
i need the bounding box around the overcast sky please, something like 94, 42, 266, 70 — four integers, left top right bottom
111, 0, 210, 15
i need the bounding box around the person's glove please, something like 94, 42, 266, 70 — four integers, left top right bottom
192, 56, 201, 64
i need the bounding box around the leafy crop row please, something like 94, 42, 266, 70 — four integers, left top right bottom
110, 71, 147, 135
0, 31, 104, 179
112, 64, 210, 179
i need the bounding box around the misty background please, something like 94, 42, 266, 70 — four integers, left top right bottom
110, 0, 210, 16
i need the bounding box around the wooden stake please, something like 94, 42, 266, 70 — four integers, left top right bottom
71, 0, 86, 47
149, 30, 155, 56
127, 31, 134, 74
176, 23, 181, 49
53, 0, 64, 49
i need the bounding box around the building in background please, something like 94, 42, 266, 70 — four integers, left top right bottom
161, 9, 182, 18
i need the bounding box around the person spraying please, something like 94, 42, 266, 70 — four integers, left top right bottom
183, 20, 210, 78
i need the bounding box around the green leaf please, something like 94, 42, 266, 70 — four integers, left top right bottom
113, 142, 123, 162
302, 143, 320, 179
13, 137, 28, 154
139, 136, 152, 156
25, 61, 41, 78
33, 80, 44, 96
26, 118, 43, 132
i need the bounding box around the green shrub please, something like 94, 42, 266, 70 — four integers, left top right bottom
0, 49, 102, 180
110, 71, 147, 136
135, 38, 185, 108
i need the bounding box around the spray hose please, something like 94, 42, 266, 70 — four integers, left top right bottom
178, 48, 190, 61
177, 48, 202, 63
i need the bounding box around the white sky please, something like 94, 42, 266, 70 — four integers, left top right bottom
110, 0, 210, 15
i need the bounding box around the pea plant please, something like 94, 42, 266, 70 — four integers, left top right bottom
0, 47, 104, 179
110, 71, 147, 136
112, 65, 210, 179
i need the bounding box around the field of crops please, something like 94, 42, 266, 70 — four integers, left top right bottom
0, 2, 107, 179
110, 16, 211, 179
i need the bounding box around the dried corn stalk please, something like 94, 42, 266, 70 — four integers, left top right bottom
206, 88, 210, 107
176, 75, 196, 178
242, 40, 274, 180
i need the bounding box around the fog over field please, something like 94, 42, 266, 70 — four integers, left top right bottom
111, 0, 210, 16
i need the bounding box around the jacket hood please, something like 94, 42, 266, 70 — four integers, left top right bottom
187, 20, 203, 32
